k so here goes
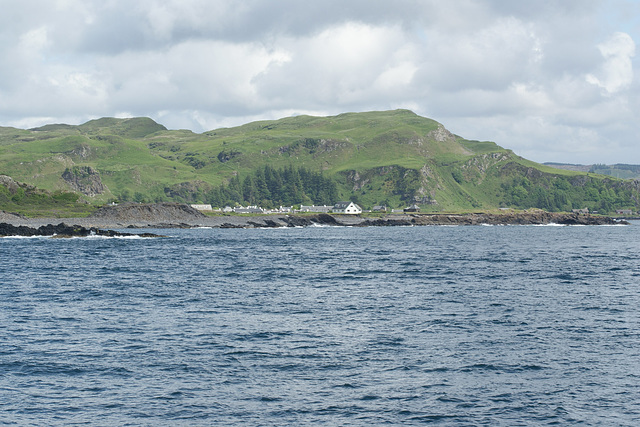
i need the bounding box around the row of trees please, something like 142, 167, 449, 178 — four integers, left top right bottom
204, 165, 339, 208
503, 176, 636, 213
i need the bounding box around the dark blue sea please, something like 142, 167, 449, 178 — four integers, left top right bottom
1, 223, 640, 426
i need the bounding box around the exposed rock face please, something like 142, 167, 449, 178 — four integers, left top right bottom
217, 150, 241, 163
0, 222, 162, 238
62, 166, 105, 196
68, 144, 93, 160
427, 124, 457, 143
0, 210, 25, 221
89, 202, 207, 223
0, 175, 20, 192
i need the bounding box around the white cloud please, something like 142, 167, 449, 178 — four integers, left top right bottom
0, 0, 639, 164
19, 26, 50, 56
586, 32, 635, 94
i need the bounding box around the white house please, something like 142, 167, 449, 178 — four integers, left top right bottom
299, 205, 333, 213
190, 204, 213, 211
332, 201, 362, 214
234, 206, 264, 214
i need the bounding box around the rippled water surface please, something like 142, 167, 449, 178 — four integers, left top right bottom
1, 223, 640, 425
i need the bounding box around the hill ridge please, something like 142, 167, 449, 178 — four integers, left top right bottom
1, 110, 639, 214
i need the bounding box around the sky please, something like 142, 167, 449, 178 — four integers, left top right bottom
1, 0, 639, 164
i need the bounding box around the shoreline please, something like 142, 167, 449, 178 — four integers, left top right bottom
1, 209, 629, 230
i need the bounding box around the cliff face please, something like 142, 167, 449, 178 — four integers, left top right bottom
62, 166, 105, 196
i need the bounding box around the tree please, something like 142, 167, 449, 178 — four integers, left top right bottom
242, 176, 256, 204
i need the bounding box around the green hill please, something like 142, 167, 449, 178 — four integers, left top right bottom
545, 163, 640, 180
1, 110, 639, 215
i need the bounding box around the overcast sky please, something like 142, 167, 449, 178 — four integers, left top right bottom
1, 0, 639, 164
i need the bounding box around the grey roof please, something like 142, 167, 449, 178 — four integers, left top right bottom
333, 201, 352, 208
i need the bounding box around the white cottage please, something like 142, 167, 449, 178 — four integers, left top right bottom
332, 201, 362, 214
190, 204, 213, 211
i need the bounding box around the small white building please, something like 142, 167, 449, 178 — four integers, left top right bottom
332, 201, 362, 214
234, 206, 264, 214
299, 205, 333, 213
190, 204, 213, 211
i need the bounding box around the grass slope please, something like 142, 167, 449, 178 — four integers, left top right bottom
1, 110, 638, 214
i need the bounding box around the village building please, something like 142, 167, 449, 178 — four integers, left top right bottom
299, 205, 333, 213
404, 204, 421, 212
332, 201, 362, 214
234, 206, 264, 214
190, 204, 213, 211
372, 205, 387, 212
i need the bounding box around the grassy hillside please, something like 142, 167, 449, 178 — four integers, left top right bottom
545, 163, 640, 180
0, 175, 95, 217
1, 110, 639, 214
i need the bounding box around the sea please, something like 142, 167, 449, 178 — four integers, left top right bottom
1, 222, 639, 426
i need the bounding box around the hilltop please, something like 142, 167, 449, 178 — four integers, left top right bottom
1, 110, 639, 215
545, 163, 640, 180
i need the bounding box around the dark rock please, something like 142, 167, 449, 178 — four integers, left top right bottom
283, 216, 313, 227
359, 218, 413, 227
262, 219, 281, 228
220, 223, 243, 228
312, 213, 341, 225
0, 222, 165, 238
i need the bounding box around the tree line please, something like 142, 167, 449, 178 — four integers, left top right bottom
205, 165, 339, 208
503, 175, 636, 213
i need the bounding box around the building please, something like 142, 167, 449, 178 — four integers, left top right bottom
404, 204, 421, 212
234, 206, 264, 214
372, 205, 387, 212
299, 205, 333, 213
616, 209, 633, 215
190, 204, 213, 211
332, 201, 362, 214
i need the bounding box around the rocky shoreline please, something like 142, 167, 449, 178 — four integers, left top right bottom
0, 203, 629, 233
0, 222, 164, 238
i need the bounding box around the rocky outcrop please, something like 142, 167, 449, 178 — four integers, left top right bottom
383, 212, 626, 226
62, 166, 105, 196
89, 202, 207, 223
427, 123, 457, 143
0, 210, 25, 221
282, 213, 341, 227
0, 175, 21, 192
0, 222, 163, 238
